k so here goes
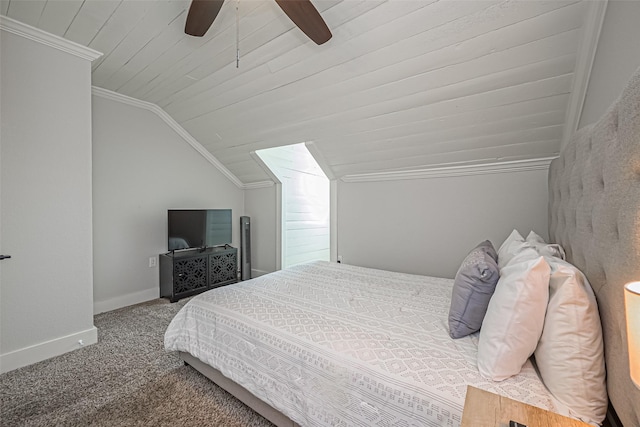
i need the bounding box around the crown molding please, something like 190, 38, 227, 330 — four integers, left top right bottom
91, 86, 248, 189
340, 157, 557, 183
0, 15, 102, 61
561, 0, 608, 148
249, 151, 281, 185
242, 181, 275, 189
305, 141, 335, 180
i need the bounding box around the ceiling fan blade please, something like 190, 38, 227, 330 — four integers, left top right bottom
185, 0, 225, 37
275, 0, 332, 45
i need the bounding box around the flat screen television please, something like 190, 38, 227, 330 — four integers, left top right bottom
168, 209, 232, 251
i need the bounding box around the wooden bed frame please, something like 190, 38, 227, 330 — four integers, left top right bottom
180, 65, 640, 427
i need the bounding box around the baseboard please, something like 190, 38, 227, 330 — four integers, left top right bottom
93, 287, 158, 314
0, 326, 98, 374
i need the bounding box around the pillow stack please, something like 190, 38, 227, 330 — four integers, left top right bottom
470, 229, 607, 426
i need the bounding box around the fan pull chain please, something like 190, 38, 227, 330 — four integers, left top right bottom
235, 0, 240, 68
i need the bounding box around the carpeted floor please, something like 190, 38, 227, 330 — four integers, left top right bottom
0, 299, 275, 427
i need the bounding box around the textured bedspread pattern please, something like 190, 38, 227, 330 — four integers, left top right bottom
165, 261, 556, 427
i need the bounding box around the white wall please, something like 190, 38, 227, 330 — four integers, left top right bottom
92, 95, 244, 313
578, 0, 640, 129
337, 168, 549, 279
0, 27, 97, 372
257, 144, 330, 268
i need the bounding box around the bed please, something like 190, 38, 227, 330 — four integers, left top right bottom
165, 65, 640, 427
166, 261, 559, 426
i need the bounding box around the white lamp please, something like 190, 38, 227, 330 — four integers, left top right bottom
625, 281, 640, 389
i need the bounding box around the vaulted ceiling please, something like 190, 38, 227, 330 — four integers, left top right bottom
1, 0, 604, 184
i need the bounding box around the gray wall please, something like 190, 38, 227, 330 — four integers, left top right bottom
578, 0, 640, 129
336, 169, 549, 279
0, 29, 96, 372
244, 186, 279, 276
246, 166, 549, 279
91, 95, 244, 313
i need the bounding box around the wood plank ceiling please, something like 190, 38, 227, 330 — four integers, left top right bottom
1, 0, 599, 184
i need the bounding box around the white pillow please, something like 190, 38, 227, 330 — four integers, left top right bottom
526, 230, 566, 260
534, 258, 607, 425
497, 229, 528, 269
525, 230, 545, 244
477, 250, 550, 381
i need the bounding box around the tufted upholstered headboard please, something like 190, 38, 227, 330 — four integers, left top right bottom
548, 66, 640, 427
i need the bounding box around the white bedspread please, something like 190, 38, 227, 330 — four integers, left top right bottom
165, 261, 557, 426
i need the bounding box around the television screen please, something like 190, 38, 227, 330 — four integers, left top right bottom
168, 209, 232, 251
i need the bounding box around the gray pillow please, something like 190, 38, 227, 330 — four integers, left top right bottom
475, 239, 498, 262
448, 240, 500, 339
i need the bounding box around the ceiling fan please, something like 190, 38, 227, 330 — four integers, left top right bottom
185, 0, 332, 45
